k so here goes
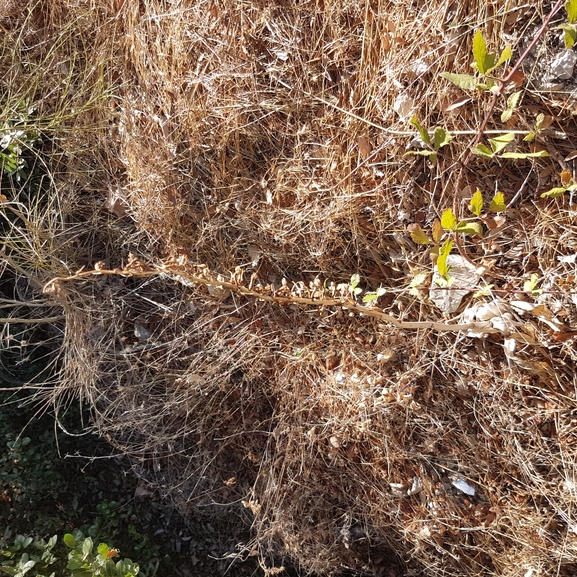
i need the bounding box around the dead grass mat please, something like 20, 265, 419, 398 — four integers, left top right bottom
2, 0, 577, 575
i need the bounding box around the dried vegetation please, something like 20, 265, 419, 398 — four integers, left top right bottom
2, 0, 577, 575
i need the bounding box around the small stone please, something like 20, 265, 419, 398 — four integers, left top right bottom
549, 50, 577, 80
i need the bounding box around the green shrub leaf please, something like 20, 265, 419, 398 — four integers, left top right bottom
567, 0, 577, 23
433, 127, 452, 149
473, 30, 488, 74
455, 222, 483, 235
500, 150, 549, 159
437, 239, 453, 277
541, 187, 568, 198
489, 132, 516, 154
64, 534, 77, 549
410, 116, 431, 146
440, 72, 478, 89
469, 189, 484, 216
471, 143, 493, 158
441, 208, 457, 231
489, 192, 507, 212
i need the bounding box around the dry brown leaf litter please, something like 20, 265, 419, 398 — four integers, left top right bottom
3, 0, 577, 575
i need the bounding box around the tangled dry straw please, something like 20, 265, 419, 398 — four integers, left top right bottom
3, 0, 577, 575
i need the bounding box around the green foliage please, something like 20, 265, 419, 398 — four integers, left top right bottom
541, 170, 577, 198
0, 392, 168, 577
362, 287, 386, 303
441, 30, 511, 91
349, 274, 362, 296
0, 102, 40, 182
560, 0, 577, 48
472, 132, 548, 160
0, 531, 139, 577
501, 91, 522, 123
468, 189, 484, 216
523, 273, 543, 296
489, 192, 507, 212
408, 190, 508, 289
436, 239, 454, 286
404, 117, 452, 163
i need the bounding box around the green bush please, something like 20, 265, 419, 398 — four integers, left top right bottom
0, 530, 139, 577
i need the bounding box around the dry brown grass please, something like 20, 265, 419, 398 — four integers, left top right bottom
3, 0, 577, 575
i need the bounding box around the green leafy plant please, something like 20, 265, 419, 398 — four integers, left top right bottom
0, 533, 58, 577
441, 30, 511, 91
64, 532, 139, 577
541, 169, 577, 198
523, 273, 543, 296
0, 531, 139, 577
501, 91, 523, 123
362, 287, 386, 303
404, 116, 452, 163
408, 190, 507, 286
471, 131, 548, 159
0, 103, 40, 182
559, 0, 577, 48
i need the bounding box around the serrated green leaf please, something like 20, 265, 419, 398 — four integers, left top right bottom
540, 187, 568, 198
489, 192, 507, 212
409, 224, 430, 244
534, 112, 545, 131
433, 126, 452, 150
455, 221, 483, 235
500, 150, 549, 158
523, 273, 541, 294
362, 287, 385, 303
410, 272, 428, 288
440, 72, 478, 89
567, 0, 577, 23
489, 132, 516, 154
493, 45, 512, 70
564, 25, 577, 48
469, 189, 484, 216
410, 116, 431, 146
471, 143, 493, 158
507, 90, 522, 109
523, 132, 536, 143
501, 108, 513, 123
97, 543, 110, 558
441, 208, 457, 230
437, 238, 453, 276
473, 30, 488, 74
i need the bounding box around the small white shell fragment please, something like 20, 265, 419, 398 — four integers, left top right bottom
451, 478, 476, 496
